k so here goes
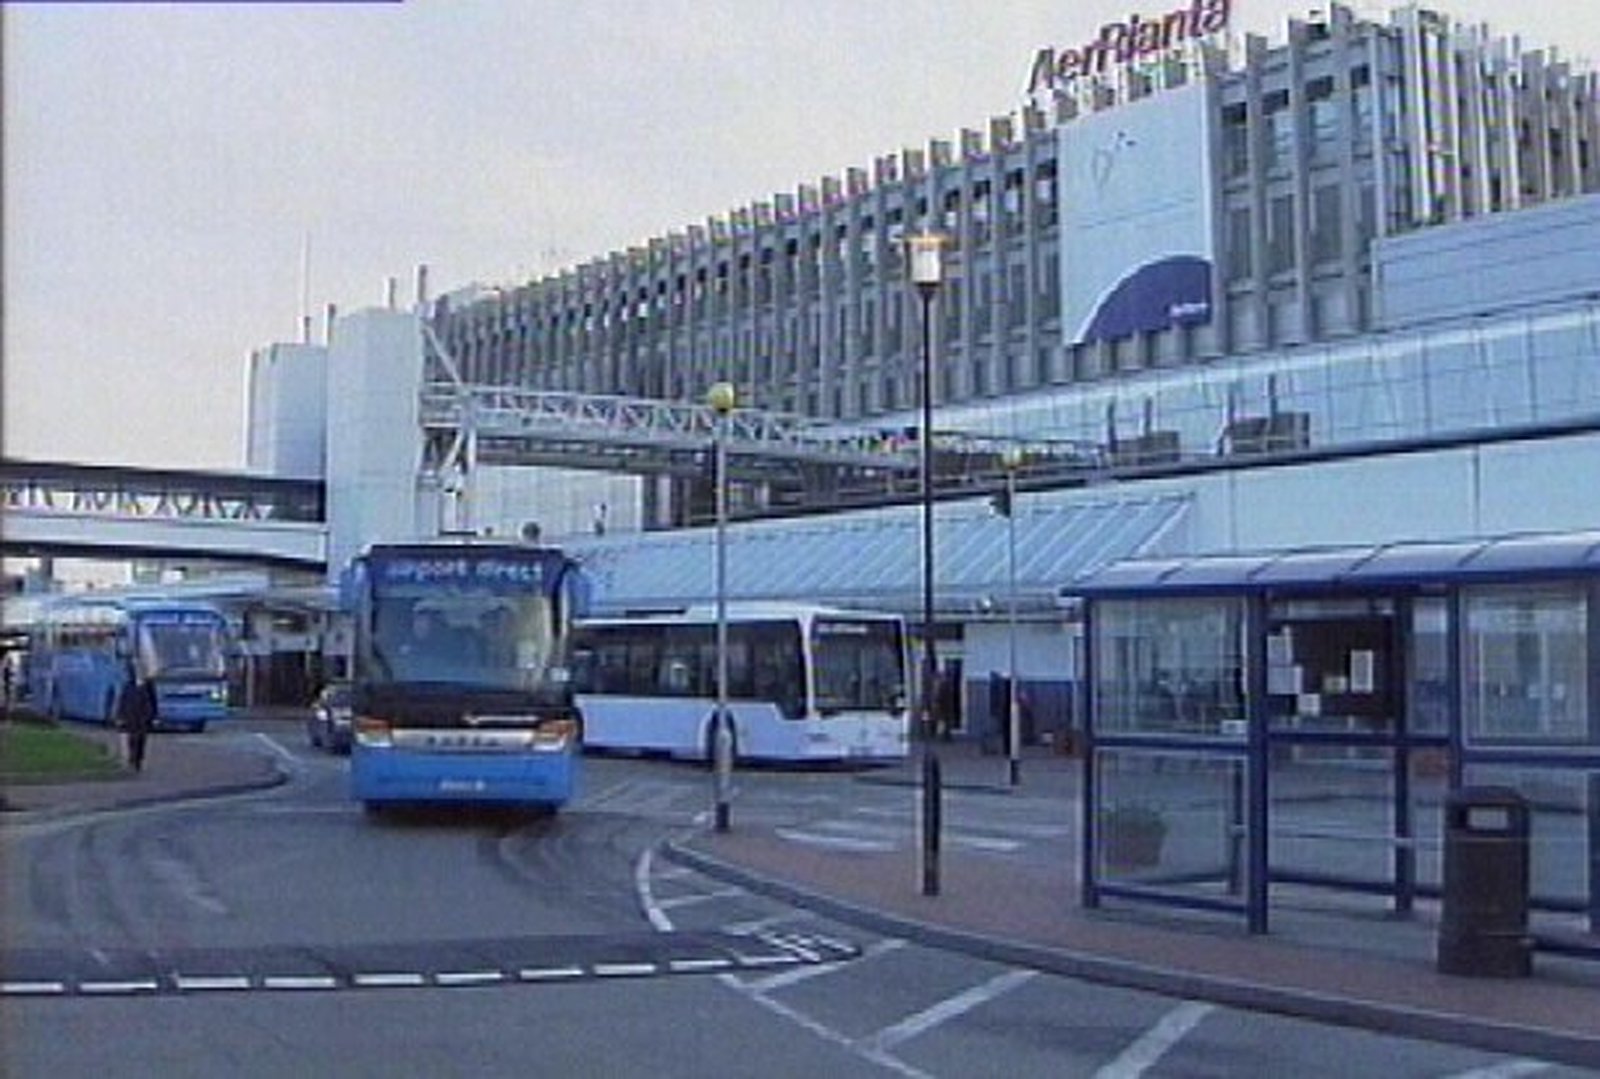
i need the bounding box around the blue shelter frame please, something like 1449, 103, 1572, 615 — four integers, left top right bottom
1072, 531, 1600, 937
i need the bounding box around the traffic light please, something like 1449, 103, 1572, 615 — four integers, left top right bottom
989, 487, 1012, 517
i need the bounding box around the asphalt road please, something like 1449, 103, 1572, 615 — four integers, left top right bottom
1, 720, 1587, 1077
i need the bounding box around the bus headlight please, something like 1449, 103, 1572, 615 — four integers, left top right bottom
354, 717, 393, 748
529, 717, 579, 751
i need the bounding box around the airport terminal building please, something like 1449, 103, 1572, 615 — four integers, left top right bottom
242, 3, 1600, 931
243, 1, 1600, 716
427, 3, 1596, 430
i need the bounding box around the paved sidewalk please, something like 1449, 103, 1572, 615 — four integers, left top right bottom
0, 721, 286, 820
671, 742, 1600, 1069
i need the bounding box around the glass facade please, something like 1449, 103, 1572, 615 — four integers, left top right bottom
929, 302, 1600, 465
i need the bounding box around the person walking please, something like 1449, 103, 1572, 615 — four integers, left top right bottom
116, 660, 156, 773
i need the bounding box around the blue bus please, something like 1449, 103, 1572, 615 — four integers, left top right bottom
27, 596, 231, 732
347, 541, 587, 815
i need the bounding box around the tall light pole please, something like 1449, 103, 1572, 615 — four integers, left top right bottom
708, 380, 736, 833
907, 231, 946, 897
1000, 445, 1022, 788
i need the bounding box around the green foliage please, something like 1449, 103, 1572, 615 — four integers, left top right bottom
0, 720, 122, 779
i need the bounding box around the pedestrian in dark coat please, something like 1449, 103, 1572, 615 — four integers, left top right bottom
116, 662, 157, 772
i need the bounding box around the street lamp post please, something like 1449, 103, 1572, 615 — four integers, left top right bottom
907, 232, 946, 897
1000, 445, 1022, 787
708, 380, 736, 833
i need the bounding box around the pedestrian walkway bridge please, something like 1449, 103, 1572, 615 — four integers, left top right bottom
0, 459, 326, 569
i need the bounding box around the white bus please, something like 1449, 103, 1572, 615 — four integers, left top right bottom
571, 603, 910, 763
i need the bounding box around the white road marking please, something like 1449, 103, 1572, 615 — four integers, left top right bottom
1443, 1063, 1552, 1079
773, 828, 894, 852
593, 962, 658, 977
809, 818, 1022, 853
352, 972, 426, 988
636, 845, 923, 1078
744, 939, 906, 993
518, 966, 585, 981
149, 853, 229, 916
722, 912, 806, 934
252, 732, 302, 769
1, 982, 66, 995
741, 984, 932, 1079
79, 980, 160, 994
173, 975, 252, 991
262, 975, 337, 990
668, 958, 733, 973
862, 968, 1037, 1054
635, 847, 675, 932
946, 833, 1023, 853
1094, 1000, 1214, 1079
434, 971, 505, 987
653, 886, 747, 910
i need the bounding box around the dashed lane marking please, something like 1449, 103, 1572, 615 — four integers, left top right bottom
668, 958, 732, 974
79, 980, 160, 995
173, 976, 252, 992
593, 962, 658, 977
518, 966, 585, 982
3, 924, 851, 998
434, 971, 506, 987
262, 975, 338, 991
351, 972, 430, 988
0, 982, 66, 996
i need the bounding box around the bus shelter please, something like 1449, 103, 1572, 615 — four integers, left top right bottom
1070, 531, 1600, 937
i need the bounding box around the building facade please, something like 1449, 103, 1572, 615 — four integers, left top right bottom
429, 4, 1598, 430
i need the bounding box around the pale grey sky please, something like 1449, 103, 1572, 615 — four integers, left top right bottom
5, 0, 1598, 471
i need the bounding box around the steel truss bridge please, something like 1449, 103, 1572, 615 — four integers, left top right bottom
415, 323, 1107, 511
1, 460, 326, 568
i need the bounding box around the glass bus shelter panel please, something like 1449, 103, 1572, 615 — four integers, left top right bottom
1269, 747, 1429, 892
1094, 747, 1250, 898
1463, 764, 1592, 916
1409, 596, 1450, 738
1408, 751, 1449, 892
1463, 584, 1591, 748
1092, 598, 1248, 739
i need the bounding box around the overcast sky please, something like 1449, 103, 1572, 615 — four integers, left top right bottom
6, 0, 1598, 471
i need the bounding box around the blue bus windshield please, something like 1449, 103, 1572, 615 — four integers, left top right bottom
362, 551, 569, 693
136, 613, 228, 679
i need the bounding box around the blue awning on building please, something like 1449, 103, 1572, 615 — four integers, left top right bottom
1068, 529, 1600, 599
566, 493, 1191, 615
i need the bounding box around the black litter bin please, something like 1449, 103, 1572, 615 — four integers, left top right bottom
1437, 786, 1531, 977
